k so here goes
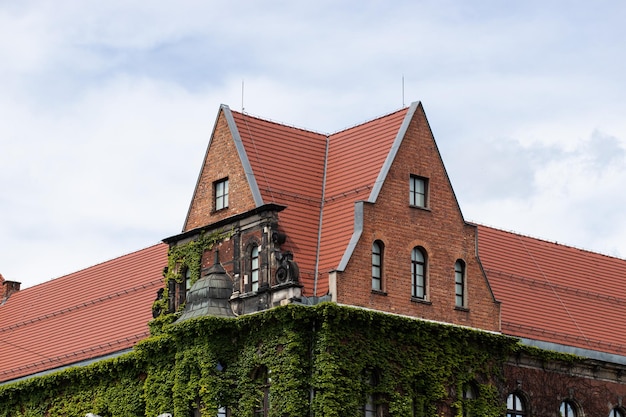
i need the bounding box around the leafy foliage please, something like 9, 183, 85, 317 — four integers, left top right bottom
1, 303, 577, 416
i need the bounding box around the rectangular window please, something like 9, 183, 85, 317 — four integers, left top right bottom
455, 260, 465, 308
410, 175, 428, 208
215, 178, 229, 210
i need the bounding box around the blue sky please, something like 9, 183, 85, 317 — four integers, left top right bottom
2, 1, 626, 288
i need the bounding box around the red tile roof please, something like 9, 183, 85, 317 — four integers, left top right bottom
231, 111, 327, 294
319, 108, 409, 281
229, 107, 410, 296
477, 224, 626, 356
0, 243, 167, 383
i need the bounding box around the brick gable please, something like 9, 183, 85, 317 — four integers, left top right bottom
333, 104, 500, 331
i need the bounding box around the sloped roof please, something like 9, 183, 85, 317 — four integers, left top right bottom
230, 110, 327, 293
477, 224, 626, 357
228, 106, 411, 295
318, 107, 410, 279
0, 243, 167, 383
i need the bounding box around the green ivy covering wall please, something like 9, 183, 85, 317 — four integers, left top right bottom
0, 303, 578, 417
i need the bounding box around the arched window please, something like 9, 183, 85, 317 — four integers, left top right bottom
454, 260, 466, 308
411, 247, 426, 299
506, 392, 526, 417
372, 241, 383, 291
609, 408, 625, 417
560, 400, 578, 417
251, 245, 260, 292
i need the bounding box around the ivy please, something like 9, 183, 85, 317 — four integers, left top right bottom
151, 228, 233, 322
0, 303, 588, 417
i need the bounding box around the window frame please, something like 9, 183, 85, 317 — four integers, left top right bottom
411, 247, 427, 300
409, 175, 428, 208
559, 400, 579, 417
214, 178, 229, 211
372, 241, 384, 292
454, 260, 466, 308
252, 367, 270, 417
250, 244, 260, 292
506, 392, 526, 417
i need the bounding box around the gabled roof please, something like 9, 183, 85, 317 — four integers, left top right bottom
0, 243, 167, 383
224, 105, 412, 295
477, 224, 626, 357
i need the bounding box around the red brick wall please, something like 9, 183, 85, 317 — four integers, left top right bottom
184, 110, 257, 231
504, 362, 626, 417
336, 105, 501, 332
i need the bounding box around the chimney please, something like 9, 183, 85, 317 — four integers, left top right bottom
1, 275, 21, 304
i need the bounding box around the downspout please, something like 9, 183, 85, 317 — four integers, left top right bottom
313, 135, 330, 296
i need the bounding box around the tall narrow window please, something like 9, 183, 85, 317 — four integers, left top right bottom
253, 367, 270, 417
251, 245, 260, 292
411, 247, 426, 299
506, 393, 526, 417
461, 383, 477, 417
455, 260, 466, 308
362, 371, 386, 417
560, 400, 578, 417
410, 175, 428, 208
215, 178, 229, 211
372, 241, 383, 291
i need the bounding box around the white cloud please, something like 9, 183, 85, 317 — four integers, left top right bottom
2, 0, 626, 287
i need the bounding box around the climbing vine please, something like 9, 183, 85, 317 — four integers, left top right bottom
150, 228, 233, 325
0, 303, 585, 417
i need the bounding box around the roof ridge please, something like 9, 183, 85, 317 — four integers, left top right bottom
17, 243, 165, 290
473, 222, 626, 263
330, 106, 409, 135
231, 109, 328, 136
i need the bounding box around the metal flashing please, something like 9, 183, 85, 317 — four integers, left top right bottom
336, 201, 365, 272
368, 101, 420, 202
222, 105, 264, 207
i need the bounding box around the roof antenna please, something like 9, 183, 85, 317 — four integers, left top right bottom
402, 74, 405, 107
241, 79, 245, 113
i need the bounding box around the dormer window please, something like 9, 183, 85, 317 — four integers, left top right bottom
215, 178, 229, 211
409, 175, 428, 208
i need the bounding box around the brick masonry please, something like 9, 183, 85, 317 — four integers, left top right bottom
334, 105, 501, 332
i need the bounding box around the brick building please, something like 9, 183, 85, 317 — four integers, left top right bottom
1, 101, 625, 416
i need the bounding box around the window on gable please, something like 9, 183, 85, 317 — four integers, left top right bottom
411, 247, 427, 299
372, 241, 384, 292
251, 244, 260, 292
560, 400, 578, 417
215, 178, 229, 211
410, 175, 428, 208
506, 392, 526, 417
455, 260, 466, 308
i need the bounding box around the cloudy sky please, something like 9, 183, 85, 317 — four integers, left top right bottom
2, 1, 625, 289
